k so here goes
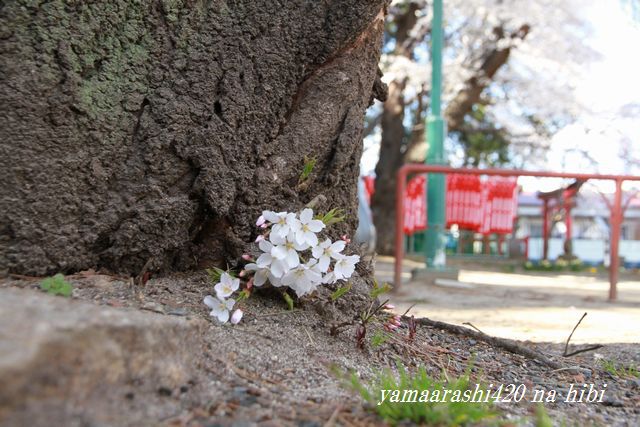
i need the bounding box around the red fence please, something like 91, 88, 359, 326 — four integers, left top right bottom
394, 165, 640, 301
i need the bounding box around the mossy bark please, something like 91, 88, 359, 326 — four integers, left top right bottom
1, 0, 388, 275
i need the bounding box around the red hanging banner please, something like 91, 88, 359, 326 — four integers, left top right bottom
403, 175, 427, 234
446, 174, 483, 231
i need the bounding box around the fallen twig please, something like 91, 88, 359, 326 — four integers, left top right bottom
323, 404, 342, 427
407, 315, 563, 370
462, 322, 486, 334
562, 312, 604, 357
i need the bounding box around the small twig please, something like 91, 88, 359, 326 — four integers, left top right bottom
462, 322, 486, 334
303, 326, 315, 346
562, 312, 604, 357
323, 404, 342, 427
563, 345, 604, 358
563, 312, 587, 356
401, 303, 416, 317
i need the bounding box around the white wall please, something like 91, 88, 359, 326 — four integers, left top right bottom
527, 238, 640, 264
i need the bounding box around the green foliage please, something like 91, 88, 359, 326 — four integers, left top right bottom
370, 330, 390, 348
206, 267, 228, 284
298, 156, 317, 183
236, 289, 251, 302
331, 283, 352, 301
342, 363, 499, 426
316, 208, 346, 226
534, 404, 553, 427
283, 291, 294, 311
452, 104, 511, 168
370, 279, 393, 299
40, 274, 73, 297
600, 359, 639, 378
524, 259, 586, 273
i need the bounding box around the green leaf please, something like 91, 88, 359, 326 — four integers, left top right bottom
370, 279, 393, 299
370, 330, 389, 348
206, 267, 236, 284
283, 291, 294, 310
40, 274, 73, 297
236, 289, 251, 302
330, 283, 351, 301
298, 156, 317, 183
316, 208, 346, 226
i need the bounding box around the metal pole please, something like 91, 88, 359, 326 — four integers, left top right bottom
425, 0, 447, 268
609, 179, 623, 301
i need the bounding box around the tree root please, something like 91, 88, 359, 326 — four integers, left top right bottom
406, 315, 563, 370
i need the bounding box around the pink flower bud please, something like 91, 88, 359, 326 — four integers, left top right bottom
239, 270, 246, 278
242, 254, 252, 261
341, 234, 351, 244
255, 234, 265, 243
259, 223, 268, 229
246, 278, 254, 290
256, 215, 266, 226
230, 309, 243, 325
384, 304, 395, 310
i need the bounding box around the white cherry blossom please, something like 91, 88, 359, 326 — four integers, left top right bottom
333, 254, 360, 280
204, 295, 236, 323
311, 238, 346, 272
282, 260, 323, 297
214, 272, 240, 300
294, 208, 325, 247
264, 211, 301, 238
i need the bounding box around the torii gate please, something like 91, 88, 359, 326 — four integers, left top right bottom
537, 179, 585, 261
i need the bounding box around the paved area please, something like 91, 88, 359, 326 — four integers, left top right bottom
376, 256, 640, 344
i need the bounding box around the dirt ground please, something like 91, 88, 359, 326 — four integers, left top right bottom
2, 266, 639, 426
377, 256, 640, 344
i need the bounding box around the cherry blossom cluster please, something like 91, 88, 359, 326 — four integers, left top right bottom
204, 273, 243, 324
245, 208, 360, 298
203, 207, 360, 324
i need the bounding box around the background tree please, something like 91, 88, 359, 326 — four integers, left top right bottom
370, 0, 598, 254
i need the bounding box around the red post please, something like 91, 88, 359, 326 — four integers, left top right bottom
565, 202, 572, 256
394, 168, 408, 287
542, 199, 549, 260
609, 179, 623, 301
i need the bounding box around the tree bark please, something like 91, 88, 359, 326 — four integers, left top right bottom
0, 0, 388, 275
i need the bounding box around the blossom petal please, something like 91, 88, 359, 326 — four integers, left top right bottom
230, 309, 243, 324
285, 249, 299, 268
216, 310, 230, 323
317, 256, 330, 272
258, 239, 273, 252
306, 219, 325, 233
299, 208, 313, 223
271, 245, 288, 260
203, 295, 217, 309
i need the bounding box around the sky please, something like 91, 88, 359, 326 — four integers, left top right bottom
362, 1, 640, 194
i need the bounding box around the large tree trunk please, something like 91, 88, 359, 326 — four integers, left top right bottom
0, 0, 388, 276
